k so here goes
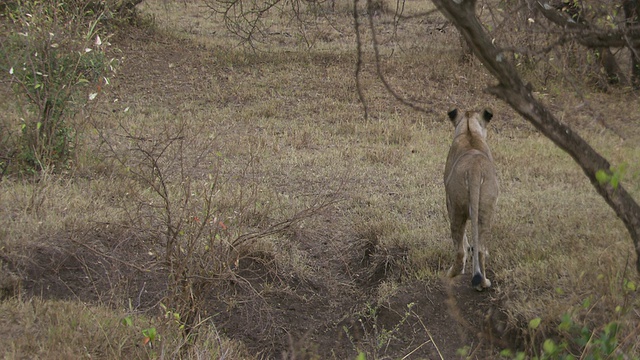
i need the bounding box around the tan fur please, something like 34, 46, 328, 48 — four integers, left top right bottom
444, 109, 498, 291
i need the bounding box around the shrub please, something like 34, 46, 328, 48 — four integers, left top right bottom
0, 0, 118, 174
504, 283, 640, 360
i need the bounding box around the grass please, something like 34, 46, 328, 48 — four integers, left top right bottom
1, 0, 639, 358
0, 297, 250, 359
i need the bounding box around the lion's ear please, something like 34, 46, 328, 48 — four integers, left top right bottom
483, 109, 493, 122
447, 108, 458, 123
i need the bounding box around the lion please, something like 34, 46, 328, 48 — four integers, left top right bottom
443, 108, 498, 291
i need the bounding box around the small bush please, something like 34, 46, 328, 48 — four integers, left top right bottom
505, 284, 640, 360
0, 0, 118, 174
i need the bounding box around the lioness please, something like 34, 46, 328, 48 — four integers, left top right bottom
444, 108, 498, 291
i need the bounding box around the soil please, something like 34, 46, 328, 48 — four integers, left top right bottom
5, 25, 519, 360
14, 226, 513, 359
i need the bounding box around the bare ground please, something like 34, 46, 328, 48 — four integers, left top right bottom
12, 223, 511, 359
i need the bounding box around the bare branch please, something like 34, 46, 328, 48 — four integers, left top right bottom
535, 1, 640, 48
204, 0, 283, 44
364, 0, 434, 115
353, 0, 370, 119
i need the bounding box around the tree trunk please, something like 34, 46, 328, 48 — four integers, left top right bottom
624, 0, 640, 89
432, 0, 640, 272
599, 47, 627, 86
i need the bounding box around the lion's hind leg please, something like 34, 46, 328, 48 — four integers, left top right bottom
480, 247, 491, 288
471, 246, 491, 291
462, 233, 471, 274
446, 218, 467, 278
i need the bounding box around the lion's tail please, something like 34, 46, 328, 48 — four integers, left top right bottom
468, 167, 484, 288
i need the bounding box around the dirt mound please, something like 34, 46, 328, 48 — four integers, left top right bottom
7, 224, 513, 358
8, 226, 167, 309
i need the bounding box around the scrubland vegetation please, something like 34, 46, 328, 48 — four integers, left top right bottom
0, 0, 639, 358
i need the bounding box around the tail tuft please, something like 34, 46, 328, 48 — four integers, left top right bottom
471, 273, 483, 287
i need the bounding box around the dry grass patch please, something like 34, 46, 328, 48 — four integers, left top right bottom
0, 297, 251, 359
0, 173, 130, 250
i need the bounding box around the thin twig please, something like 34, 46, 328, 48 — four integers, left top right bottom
411, 309, 444, 360
71, 236, 154, 273
354, 0, 370, 120
365, 0, 434, 114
